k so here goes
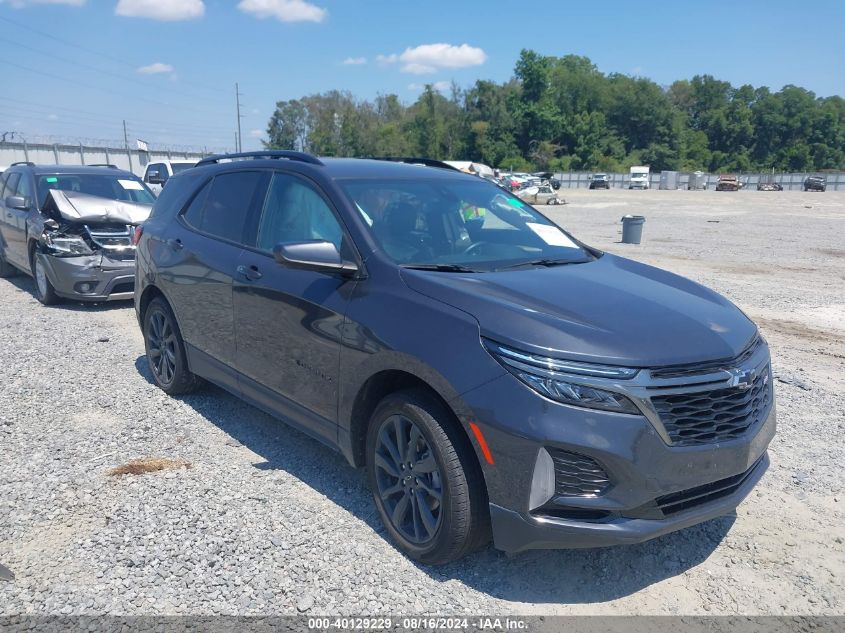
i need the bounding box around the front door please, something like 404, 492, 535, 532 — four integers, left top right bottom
233, 171, 356, 443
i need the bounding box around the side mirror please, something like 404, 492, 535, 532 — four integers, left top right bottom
272, 240, 358, 276
5, 195, 29, 211
146, 170, 165, 185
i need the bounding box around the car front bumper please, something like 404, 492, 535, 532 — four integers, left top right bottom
37, 252, 135, 302
457, 354, 776, 552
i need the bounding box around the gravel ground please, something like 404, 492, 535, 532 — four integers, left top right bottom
0, 189, 843, 616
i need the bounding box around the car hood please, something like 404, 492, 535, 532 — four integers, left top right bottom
42, 190, 152, 225
400, 253, 757, 367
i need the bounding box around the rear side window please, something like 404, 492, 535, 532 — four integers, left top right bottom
182, 171, 266, 244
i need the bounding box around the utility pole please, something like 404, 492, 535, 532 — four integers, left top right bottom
123, 120, 133, 173
235, 82, 244, 153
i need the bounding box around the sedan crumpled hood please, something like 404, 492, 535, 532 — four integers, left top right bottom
400, 253, 758, 368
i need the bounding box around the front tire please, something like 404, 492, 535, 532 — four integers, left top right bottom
143, 297, 201, 395
30, 250, 61, 305
366, 389, 489, 565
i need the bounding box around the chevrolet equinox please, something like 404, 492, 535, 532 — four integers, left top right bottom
135, 151, 775, 564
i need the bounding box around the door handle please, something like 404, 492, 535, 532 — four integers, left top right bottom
237, 264, 263, 281
165, 238, 183, 250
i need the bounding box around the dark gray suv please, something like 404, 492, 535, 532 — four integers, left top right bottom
134, 151, 775, 564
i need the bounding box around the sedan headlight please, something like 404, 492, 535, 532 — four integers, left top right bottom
484, 340, 642, 415
46, 235, 94, 256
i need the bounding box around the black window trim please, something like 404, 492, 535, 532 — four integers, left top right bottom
177, 166, 365, 272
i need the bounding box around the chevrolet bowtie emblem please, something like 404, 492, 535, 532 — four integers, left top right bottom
728, 368, 756, 391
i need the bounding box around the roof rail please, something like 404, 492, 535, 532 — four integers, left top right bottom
10, 161, 35, 167
88, 163, 118, 169
196, 150, 324, 168
370, 157, 460, 171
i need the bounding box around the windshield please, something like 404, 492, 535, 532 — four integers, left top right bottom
36, 173, 155, 208
341, 178, 594, 272
171, 163, 196, 175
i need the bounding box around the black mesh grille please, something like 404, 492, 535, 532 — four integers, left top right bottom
548, 449, 610, 497
656, 457, 763, 516
652, 366, 772, 447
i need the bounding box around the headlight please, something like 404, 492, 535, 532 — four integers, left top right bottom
46, 235, 94, 256
484, 340, 642, 415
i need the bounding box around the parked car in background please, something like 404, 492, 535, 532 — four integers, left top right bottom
143, 160, 198, 194
803, 175, 826, 192
628, 165, 650, 189
135, 150, 775, 564
757, 176, 783, 191
0, 162, 155, 304
716, 174, 741, 191
589, 173, 611, 189
516, 184, 563, 205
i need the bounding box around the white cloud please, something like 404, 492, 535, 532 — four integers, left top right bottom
380, 43, 487, 75
249, 129, 264, 139
238, 0, 327, 23
342, 57, 367, 66
116, 0, 205, 21
0, 0, 84, 7
137, 62, 175, 75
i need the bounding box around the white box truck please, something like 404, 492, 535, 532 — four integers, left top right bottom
629, 165, 650, 190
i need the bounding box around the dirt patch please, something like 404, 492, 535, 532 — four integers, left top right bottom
815, 248, 845, 258
108, 457, 191, 476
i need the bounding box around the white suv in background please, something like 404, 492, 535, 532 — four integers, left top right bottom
142, 160, 197, 194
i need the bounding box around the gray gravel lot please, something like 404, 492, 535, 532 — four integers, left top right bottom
0, 189, 843, 615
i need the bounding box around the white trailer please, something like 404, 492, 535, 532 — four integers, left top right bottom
629, 165, 650, 189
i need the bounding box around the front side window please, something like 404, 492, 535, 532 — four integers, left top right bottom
2, 173, 20, 201
182, 171, 266, 245
341, 177, 594, 271
35, 174, 156, 208
254, 173, 343, 252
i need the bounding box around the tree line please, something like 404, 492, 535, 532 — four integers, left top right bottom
265, 49, 845, 173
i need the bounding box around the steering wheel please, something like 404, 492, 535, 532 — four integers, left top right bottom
463, 241, 493, 256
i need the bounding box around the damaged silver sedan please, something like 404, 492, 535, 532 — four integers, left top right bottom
0, 165, 155, 305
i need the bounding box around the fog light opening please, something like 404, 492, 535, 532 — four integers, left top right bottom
528, 447, 556, 511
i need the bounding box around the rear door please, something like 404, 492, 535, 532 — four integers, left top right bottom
156, 169, 269, 381
232, 171, 356, 443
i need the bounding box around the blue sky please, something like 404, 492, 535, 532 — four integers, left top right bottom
1, 0, 843, 153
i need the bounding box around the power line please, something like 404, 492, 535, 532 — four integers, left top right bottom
0, 14, 229, 96
0, 97, 236, 136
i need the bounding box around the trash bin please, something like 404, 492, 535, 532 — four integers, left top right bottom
621, 215, 645, 244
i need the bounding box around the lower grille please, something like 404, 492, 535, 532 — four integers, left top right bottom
111, 281, 134, 295
656, 457, 763, 516
652, 365, 772, 446
548, 449, 610, 497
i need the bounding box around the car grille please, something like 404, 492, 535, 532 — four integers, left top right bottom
85, 224, 136, 261
548, 449, 610, 497
656, 457, 763, 516
651, 365, 772, 447
650, 336, 761, 379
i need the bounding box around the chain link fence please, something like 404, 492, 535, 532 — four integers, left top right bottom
552, 171, 845, 191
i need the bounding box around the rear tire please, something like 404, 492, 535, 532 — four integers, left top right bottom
0, 247, 17, 278
143, 297, 202, 395
366, 388, 490, 565
30, 249, 61, 305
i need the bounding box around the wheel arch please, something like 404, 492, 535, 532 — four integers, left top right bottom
346, 368, 487, 498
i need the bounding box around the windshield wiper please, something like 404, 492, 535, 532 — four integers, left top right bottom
495, 258, 584, 271
402, 263, 480, 273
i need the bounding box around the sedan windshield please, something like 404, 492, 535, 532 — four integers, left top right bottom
341, 177, 594, 271
36, 174, 156, 208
